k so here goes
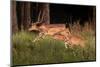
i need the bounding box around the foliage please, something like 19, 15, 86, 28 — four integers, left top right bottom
12, 31, 96, 66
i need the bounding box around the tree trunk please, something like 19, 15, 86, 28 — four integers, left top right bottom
20, 2, 24, 30
23, 2, 31, 30
18, 2, 31, 31
38, 3, 50, 24
11, 1, 18, 33
43, 3, 50, 24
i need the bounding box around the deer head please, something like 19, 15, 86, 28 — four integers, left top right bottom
28, 10, 45, 32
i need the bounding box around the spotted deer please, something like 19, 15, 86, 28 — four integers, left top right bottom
29, 21, 71, 48
29, 22, 86, 48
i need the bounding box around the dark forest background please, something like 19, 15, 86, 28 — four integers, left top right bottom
11, 1, 96, 33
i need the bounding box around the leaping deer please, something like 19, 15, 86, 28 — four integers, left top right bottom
28, 10, 86, 48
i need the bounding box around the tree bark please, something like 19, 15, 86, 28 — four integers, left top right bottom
11, 1, 18, 33
20, 2, 24, 30
38, 3, 50, 24
18, 2, 31, 31
43, 3, 50, 24
23, 2, 31, 30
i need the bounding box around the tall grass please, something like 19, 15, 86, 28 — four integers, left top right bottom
12, 30, 96, 66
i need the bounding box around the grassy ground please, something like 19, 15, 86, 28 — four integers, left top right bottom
12, 31, 96, 66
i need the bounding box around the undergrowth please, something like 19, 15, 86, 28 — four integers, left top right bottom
12, 31, 96, 66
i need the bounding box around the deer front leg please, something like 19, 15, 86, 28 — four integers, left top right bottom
32, 33, 43, 42
64, 42, 68, 48
64, 42, 73, 49
32, 32, 46, 43
64, 38, 72, 48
